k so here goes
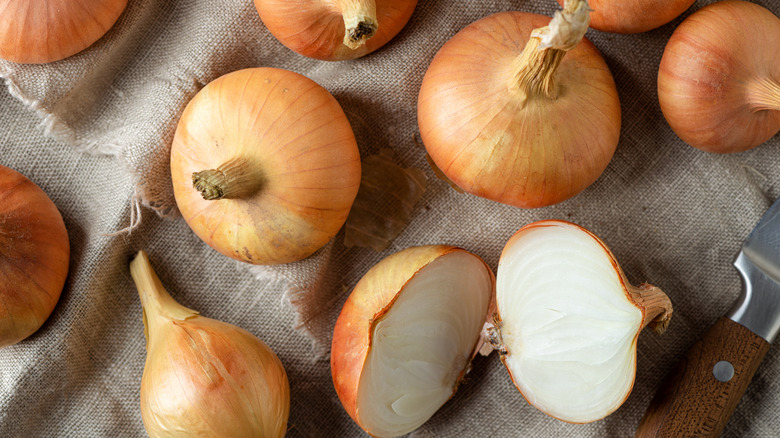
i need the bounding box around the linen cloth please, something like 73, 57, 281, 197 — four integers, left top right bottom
1, 0, 779, 436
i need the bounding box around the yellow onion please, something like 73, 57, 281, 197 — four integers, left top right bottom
658, 0, 780, 153
557, 0, 694, 33
331, 245, 495, 437
0, 0, 128, 64
418, 0, 620, 208
0, 165, 69, 348
254, 0, 417, 61
130, 251, 290, 437
487, 220, 672, 423
171, 67, 361, 265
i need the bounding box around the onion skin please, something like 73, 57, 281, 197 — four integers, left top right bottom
331, 245, 495, 435
658, 0, 780, 153
0, 0, 128, 64
0, 166, 69, 348
418, 11, 621, 209
254, 0, 417, 61
494, 220, 672, 423
171, 67, 361, 265
132, 251, 290, 438
557, 0, 694, 33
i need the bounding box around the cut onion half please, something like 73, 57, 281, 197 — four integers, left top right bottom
489, 220, 672, 423
331, 245, 495, 437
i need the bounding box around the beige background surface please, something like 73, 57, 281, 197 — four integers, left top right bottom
1, 0, 779, 436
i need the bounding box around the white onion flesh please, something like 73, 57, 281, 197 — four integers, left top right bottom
357, 251, 493, 437
496, 224, 642, 423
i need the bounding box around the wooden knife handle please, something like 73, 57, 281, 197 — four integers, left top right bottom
635, 317, 771, 437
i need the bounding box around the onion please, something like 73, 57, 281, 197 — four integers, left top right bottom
486, 220, 672, 423
657, 0, 780, 153
418, 0, 621, 208
331, 245, 495, 437
0, 165, 69, 348
254, 0, 418, 61
130, 251, 290, 438
557, 0, 694, 33
170, 67, 361, 265
0, 0, 128, 64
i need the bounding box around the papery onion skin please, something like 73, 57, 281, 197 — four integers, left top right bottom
331, 245, 495, 437
132, 251, 290, 438
658, 0, 780, 153
0, 0, 128, 64
171, 67, 361, 265
254, 0, 417, 61
557, 0, 694, 33
493, 220, 671, 423
0, 165, 69, 348
418, 11, 621, 209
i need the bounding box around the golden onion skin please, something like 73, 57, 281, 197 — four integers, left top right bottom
658, 1, 780, 153
171, 68, 361, 265
418, 12, 621, 209
0, 165, 69, 348
254, 0, 417, 61
557, 0, 694, 34
132, 251, 290, 438
0, 0, 128, 64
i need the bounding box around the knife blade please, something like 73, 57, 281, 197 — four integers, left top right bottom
635, 197, 780, 437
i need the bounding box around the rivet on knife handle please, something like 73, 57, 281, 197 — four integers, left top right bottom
634, 317, 770, 437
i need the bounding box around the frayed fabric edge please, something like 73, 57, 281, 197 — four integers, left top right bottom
249, 266, 330, 362
3, 69, 330, 359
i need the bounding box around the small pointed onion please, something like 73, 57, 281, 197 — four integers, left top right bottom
130, 251, 290, 437
556, 0, 694, 33
0, 165, 69, 348
0, 0, 128, 64
171, 68, 361, 265
418, 0, 621, 208
488, 221, 672, 423
657, 0, 780, 153
254, 0, 418, 61
331, 245, 495, 437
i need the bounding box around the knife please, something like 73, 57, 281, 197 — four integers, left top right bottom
635, 197, 780, 437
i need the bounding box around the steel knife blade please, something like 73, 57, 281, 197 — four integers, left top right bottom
635, 197, 780, 437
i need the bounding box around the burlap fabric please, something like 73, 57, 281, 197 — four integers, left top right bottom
1, 0, 779, 436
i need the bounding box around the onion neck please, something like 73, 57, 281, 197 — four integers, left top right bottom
192, 157, 265, 201
747, 77, 780, 112
629, 283, 673, 335
508, 0, 590, 102
130, 251, 198, 343
334, 0, 378, 49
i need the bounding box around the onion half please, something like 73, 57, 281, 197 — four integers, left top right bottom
331, 245, 495, 437
489, 221, 672, 423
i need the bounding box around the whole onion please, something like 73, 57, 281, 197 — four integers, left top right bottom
0, 0, 128, 64
0, 165, 69, 348
658, 0, 780, 153
254, 0, 417, 61
171, 68, 361, 265
418, 0, 621, 208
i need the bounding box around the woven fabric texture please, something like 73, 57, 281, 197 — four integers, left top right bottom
1, 0, 780, 436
